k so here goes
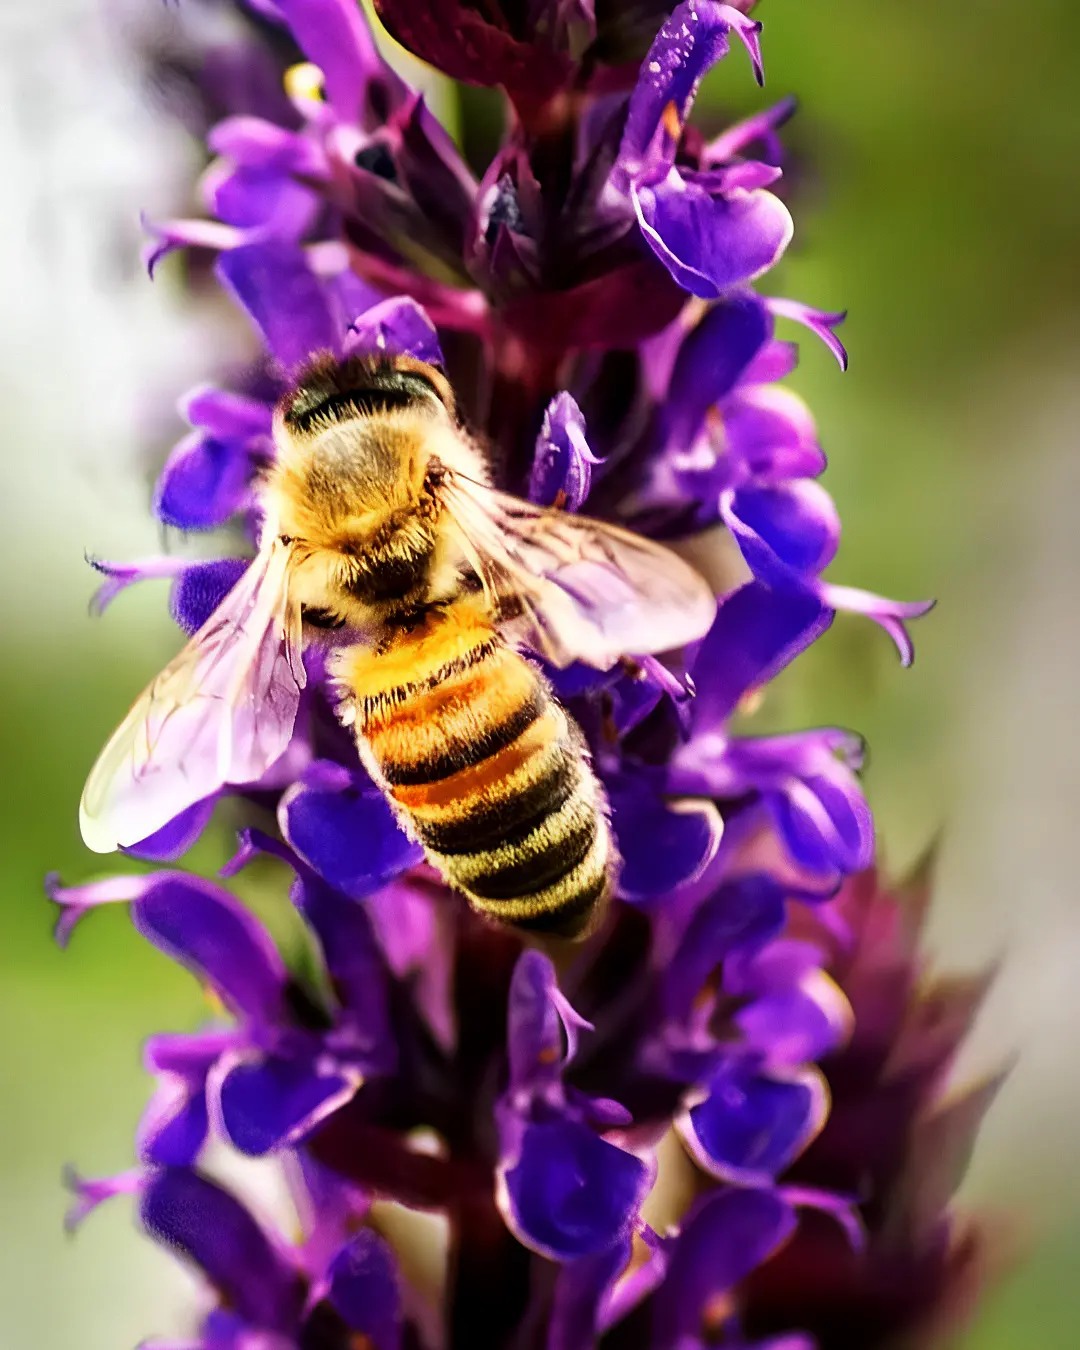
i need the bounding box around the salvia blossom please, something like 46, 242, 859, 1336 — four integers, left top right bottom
52, 1, 994, 1346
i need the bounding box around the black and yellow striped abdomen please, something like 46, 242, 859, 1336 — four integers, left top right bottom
335, 599, 611, 938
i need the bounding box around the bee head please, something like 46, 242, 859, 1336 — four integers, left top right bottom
279, 353, 454, 438
266, 353, 459, 561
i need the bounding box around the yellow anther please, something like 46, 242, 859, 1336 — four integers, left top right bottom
285, 62, 327, 105
661, 99, 683, 142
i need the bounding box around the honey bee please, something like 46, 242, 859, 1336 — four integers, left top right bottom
80, 354, 716, 938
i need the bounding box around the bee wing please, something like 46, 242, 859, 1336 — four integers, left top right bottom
79, 541, 306, 853
443, 476, 717, 669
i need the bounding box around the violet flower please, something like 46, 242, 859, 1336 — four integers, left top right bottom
54, 2, 991, 1347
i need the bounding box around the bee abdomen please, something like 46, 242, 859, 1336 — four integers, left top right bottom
341, 603, 610, 938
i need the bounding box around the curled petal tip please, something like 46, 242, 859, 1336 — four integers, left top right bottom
63, 1166, 143, 1233
769, 298, 849, 370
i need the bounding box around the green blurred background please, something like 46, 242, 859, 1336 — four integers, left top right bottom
2, 0, 1078, 1343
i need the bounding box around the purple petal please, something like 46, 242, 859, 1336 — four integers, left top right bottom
507, 950, 592, 1091
608, 780, 722, 904
529, 393, 601, 511
153, 432, 255, 531
706, 96, 798, 166
632, 170, 793, 300
721, 481, 840, 584
87, 556, 188, 615
138, 1077, 211, 1167
279, 764, 421, 899
138, 1030, 239, 1167
499, 1121, 653, 1261
720, 384, 825, 482
364, 878, 454, 1050
136, 876, 289, 1023
548, 1237, 634, 1350
275, 0, 402, 115
169, 558, 250, 636
686, 581, 833, 730
764, 763, 874, 876
139, 1168, 305, 1332
661, 294, 771, 454
215, 1053, 359, 1155
180, 385, 274, 441
653, 1187, 797, 1343
735, 972, 852, 1065
53, 871, 289, 1022
619, 2, 762, 184
290, 873, 397, 1070
204, 160, 319, 237
216, 243, 342, 371
322, 262, 387, 332
63, 1167, 142, 1232
342, 296, 444, 367
144, 216, 248, 275
680, 1061, 828, 1182
394, 93, 479, 258
664, 874, 789, 1023
124, 797, 218, 862
768, 297, 849, 371
208, 116, 317, 171
47, 873, 153, 948
326, 1229, 403, 1350
816, 583, 936, 667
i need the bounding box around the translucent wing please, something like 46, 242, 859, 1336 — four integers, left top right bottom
80, 541, 306, 853
442, 476, 717, 669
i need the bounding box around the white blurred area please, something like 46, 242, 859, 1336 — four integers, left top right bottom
0, 1, 1078, 1347
935, 361, 1080, 1230
0, 4, 218, 1346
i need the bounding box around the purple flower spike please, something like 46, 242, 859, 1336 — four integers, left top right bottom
61, 0, 978, 1344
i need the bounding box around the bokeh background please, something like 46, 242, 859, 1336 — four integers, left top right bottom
2, 0, 1078, 1344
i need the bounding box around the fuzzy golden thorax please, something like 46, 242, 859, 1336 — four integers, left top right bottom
261, 355, 482, 628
